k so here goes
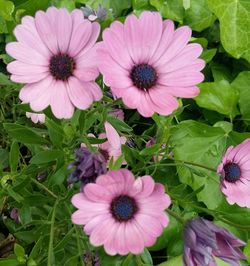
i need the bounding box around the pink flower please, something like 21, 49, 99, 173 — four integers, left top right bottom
108, 108, 125, 121
26, 112, 45, 124
97, 11, 205, 117
217, 139, 250, 207
71, 169, 171, 255
6, 7, 102, 119
84, 122, 126, 163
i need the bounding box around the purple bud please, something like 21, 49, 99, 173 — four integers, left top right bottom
10, 208, 20, 223
183, 217, 246, 266
67, 147, 107, 188
82, 251, 100, 266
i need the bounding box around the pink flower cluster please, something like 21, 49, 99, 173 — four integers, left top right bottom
6, 7, 204, 119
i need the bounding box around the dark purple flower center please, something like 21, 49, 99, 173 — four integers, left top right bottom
223, 162, 241, 183
111, 195, 138, 221
130, 64, 157, 90
49, 54, 75, 81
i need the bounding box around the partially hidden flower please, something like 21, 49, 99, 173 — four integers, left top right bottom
6, 7, 102, 119
108, 108, 124, 121
82, 251, 100, 266
217, 139, 250, 208
97, 11, 205, 117
26, 112, 45, 124
68, 147, 107, 188
10, 208, 20, 223
83, 122, 126, 163
82, 5, 107, 22
183, 217, 246, 266
71, 169, 171, 255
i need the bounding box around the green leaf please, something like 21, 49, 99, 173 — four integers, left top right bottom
0, 73, 14, 86
0, 258, 21, 266
0, 0, 14, 21
231, 71, 250, 121
9, 141, 19, 172
184, 0, 216, 32
30, 150, 63, 164
170, 120, 226, 209
14, 243, 26, 260
3, 123, 49, 145
0, 16, 8, 33
208, 0, 250, 63
139, 143, 161, 156
45, 118, 63, 147
111, 0, 131, 16
14, 0, 49, 15
195, 80, 238, 117
200, 48, 217, 63
158, 256, 182, 266
107, 116, 133, 133
132, 0, 150, 10
150, 0, 184, 22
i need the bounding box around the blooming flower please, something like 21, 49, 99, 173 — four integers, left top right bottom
26, 112, 45, 124
68, 147, 107, 188
71, 169, 171, 255
217, 139, 250, 207
6, 7, 102, 119
97, 11, 205, 117
183, 217, 246, 266
83, 122, 126, 163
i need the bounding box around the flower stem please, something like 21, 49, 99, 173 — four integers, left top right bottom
166, 209, 185, 224
173, 159, 217, 173
30, 178, 58, 199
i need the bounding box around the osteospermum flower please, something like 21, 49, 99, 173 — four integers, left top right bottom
6, 7, 102, 119
217, 139, 250, 207
97, 11, 205, 117
26, 112, 45, 124
183, 217, 246, 266
71, 169, 171, 255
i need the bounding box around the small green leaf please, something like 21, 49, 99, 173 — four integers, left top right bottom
107, 116, 133, 133
0, 73, 14, 85
0, 0, 14, 21
9, 141, 19, 172
14, 243, 25, 260
0, 258, 20, 266
139, 143, 161, 156
195, 80, 238, 117
45, 118, 63, 147
30, 150, 63, 164
200, 48, 217, 63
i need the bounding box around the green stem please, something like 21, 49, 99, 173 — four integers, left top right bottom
173, 159, 217, 173
135, 255, 143, 266
30, 179, 58, 199
47, 199, 59, 266
166, 209, 185, 224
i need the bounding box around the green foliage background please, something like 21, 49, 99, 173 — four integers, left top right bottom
1, 0, 250, 265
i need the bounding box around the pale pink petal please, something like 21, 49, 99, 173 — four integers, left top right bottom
35, 10, 59, 54
161, 86, 200, 98
102, 21, 132, 69
103, 222, 120, 255
71, 9, 84, 26
104, 122, 121, 150
134, 222, 156, 247
50, 80, 74, 119
71, 210, 91, 224
84, 82, 102, 101
84, 213, 111, 235
134, 176, 155, 198
159, 71, 204, 87
84, 183, 111, 202
7, 61, 48, 76
138, 11, 162, 62
19, 76, 53, 103
10, 73, 49, 84
149, 19, 175, 64
114, 223, 129, 255
155, 26, 192, 67
125, 222, 145, 254
137, 93, 155, 117
68, 20, 92, 57
122, 86, 143, 108
67, 77, 93, 109
6, 42, 49, 66
56, 8, 72, 53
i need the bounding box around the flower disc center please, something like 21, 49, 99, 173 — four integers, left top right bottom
49, 54, 75, 81
111, 195, 138, 221
223, 162, 241, 183
130, 64, 157, 90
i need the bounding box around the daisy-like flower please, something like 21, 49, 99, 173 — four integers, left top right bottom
71, 169, 171, 255
6, 7, 102, 119
26, 112, 45, 124
97, 11, 205, 117
183, 217, 246, 266
217, 139, 250, 207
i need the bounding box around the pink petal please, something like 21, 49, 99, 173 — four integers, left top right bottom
102, 21, 132, 69
124, 14, 142, 63
56, 8, 72, 53
6, 42, 49, 66
159, 71, 204, 87
50, 80, 74, 119
7, 61, 48, 76
149, 87, 179, 115
71, 210, 91, 224
104, 122, 121, 150
67, 77, 93, 109
135, 175, 155, 198
84, 82, 102, 101
68, 20, 92, 57
149, 19, 175, 65
125, 222, 145, 254
114, 223, 129, 255
84, 183, 111, 202
84, 213, 111, 235
71, 9, 84, 26
155, 26, 192, 68
138, 11, 162, 62
103, 222, 120, 255
74, 46, 99, 81
137, 93, 155, 117
134, 222, 156, 247
14, 19, 51, 58
35, 10, 59, 54
10, 73, 49, 84
19, 76, 53, 103
122, 86, 143, 108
